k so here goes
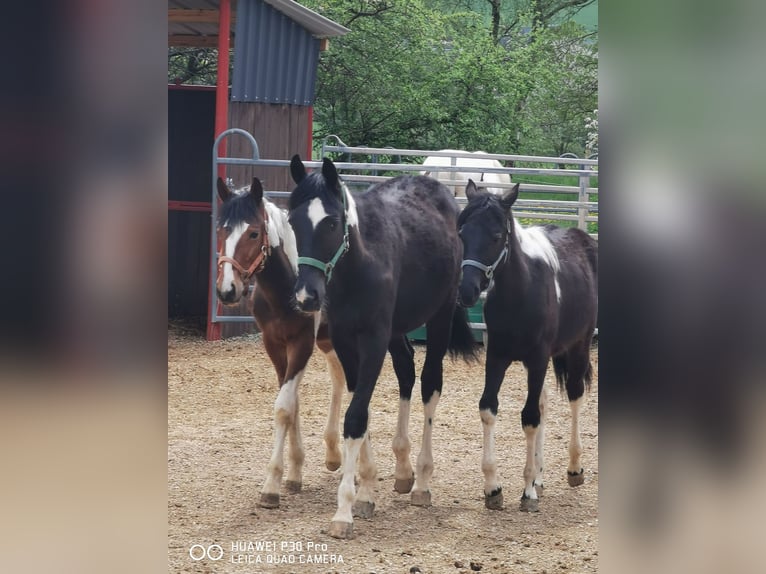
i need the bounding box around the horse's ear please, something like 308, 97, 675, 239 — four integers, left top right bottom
217, 177, 231, 202
290, 154, 306, 184
501, 183, 520, 210
465, 179, 481, 201
249, 177, 264, 203
321, 157, 340, 195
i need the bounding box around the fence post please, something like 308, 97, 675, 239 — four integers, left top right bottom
578, 162, 589, 232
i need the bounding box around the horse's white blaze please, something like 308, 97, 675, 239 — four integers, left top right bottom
414, 391, 440, 494
264, 200, 298, 273
522, 424, 539, 500
516, 224, 562, 302
392, 398, 413, 482
332, 436, 365, 525
323, 351, 344, 468
568, 395, 585, 474
220, 222, 248, 292
295, 286, 310, 304
480, 408, 500, 495
307, 197, 329, 230
341, 182, 359, 228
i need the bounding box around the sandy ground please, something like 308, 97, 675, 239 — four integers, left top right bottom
168, 326, 598, 573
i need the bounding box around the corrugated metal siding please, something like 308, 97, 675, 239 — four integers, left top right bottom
232, 0, 319, 105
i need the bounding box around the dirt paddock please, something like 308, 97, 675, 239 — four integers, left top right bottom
168, 326, 598, 573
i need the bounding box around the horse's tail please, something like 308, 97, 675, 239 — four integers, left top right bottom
449, 305, 480, 363
552, 352, 593, 393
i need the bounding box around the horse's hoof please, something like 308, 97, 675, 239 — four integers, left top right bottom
534, 483, 545, 497
352, 500, 375, 519
394, 475, 415, 494
484, 488, 504, 510
285, 480, 302, 494
519, 494, 539, 512
567, 469, 585, 487
328, 520, 354, 539
411, 490, 432, 507
325, 460, 341, 472
258, 493, 280, 509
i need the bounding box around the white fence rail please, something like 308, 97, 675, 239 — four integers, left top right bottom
320, 136, 598, 236
209, 129, 598, 335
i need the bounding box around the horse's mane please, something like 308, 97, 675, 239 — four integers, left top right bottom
264, 201, 298, 273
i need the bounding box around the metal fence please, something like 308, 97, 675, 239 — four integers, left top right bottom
209, 129, 599, 331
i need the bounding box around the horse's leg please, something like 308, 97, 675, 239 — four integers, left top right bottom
352, 429, 377, 519
320, 349, 345, 472
480, 337, 513, 510
282, 335, 314, 493
317, 326, 344, 471
534, 384, 548, 497
411, 304, 452, 507
258, 334, 289, 508
329, 332, 388, 539
564, 338, 592, 487
519, 356, 549, 512
388, 336, 416, 494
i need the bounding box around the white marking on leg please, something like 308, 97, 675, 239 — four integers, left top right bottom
356, 431, 377, 505
286, 397, 304, 485
331, 436, 364, 525
392, 399, 414, 483
534, 386, 547, 488
323, 351, 344, 469
522, 424, 539, 499
414, 391, 440, 494
568, 395, 585, 474
307, 197, 329, 230
480, 408, 500, 495
263, 372, 304, 492
220, 222, 248, 293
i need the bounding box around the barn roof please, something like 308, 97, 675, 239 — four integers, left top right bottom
169, 0, 349, 47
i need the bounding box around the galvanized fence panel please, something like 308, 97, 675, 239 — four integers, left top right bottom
209, 129, 598, 332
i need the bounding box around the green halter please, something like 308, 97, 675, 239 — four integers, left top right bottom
297, 187, 350, 282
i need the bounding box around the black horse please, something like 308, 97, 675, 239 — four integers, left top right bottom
288, 156, 477, 538
458, 180, 597, 512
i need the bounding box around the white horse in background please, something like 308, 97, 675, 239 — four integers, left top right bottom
421, 150, 511, 197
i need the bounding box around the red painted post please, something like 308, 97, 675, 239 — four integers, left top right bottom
206, 0, 232, 341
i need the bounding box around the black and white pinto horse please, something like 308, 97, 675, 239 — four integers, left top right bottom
457, 180, 597, 512
288, 156, 477, 538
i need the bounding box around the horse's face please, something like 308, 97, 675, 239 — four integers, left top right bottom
457, 181, 519, 307
215, 177, 269, 305
288, 156, 351, 313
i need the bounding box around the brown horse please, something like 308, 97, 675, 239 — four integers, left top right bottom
215, 177, 345, 509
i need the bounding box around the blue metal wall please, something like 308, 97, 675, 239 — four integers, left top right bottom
232, 0, 320, 106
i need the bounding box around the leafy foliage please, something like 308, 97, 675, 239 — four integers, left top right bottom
166, 0, 597, 157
